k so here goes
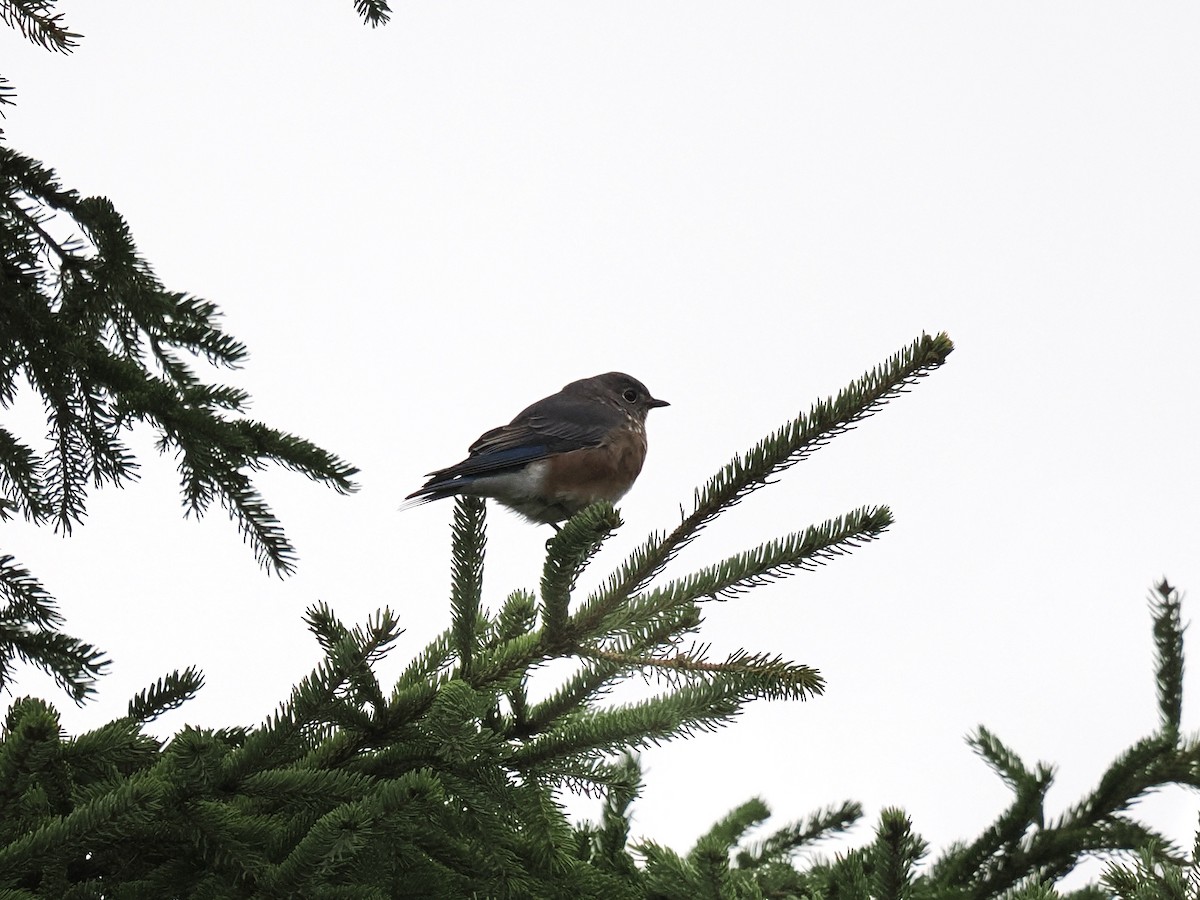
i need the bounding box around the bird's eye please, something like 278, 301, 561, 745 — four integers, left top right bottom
622, 388, 638, 403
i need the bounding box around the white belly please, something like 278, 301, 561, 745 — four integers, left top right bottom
467, 460, 549, 500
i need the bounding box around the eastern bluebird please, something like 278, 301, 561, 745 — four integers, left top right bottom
404, 372, 669, 524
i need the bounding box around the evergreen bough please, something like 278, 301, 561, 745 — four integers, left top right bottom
2, 2, 361, 701
0, 330, 958, 895
3, 388, 1200, 896
6, 319, 1199, 896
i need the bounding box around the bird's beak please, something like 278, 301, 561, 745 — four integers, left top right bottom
647, 397, 670, 409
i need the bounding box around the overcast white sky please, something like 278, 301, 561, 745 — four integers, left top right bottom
5, 0, 1200, 871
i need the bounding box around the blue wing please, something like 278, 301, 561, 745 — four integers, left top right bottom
405, 392, 622, 501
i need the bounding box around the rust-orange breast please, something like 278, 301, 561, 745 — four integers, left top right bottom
542, 427, 648, 507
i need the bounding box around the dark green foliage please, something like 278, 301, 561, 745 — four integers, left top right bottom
1103, 827, 1200, 900
1, 144, 359, 571
0, 141, 359, 696
2, 324, 1196, 899
0, 606, 641, 897
1152, 580, 1184, 739
0, 332, 962, 895
735, 800, 864, 868
0, 555, 107, 704
352, 0, 393, 28
612, 581, 1199, 900
2, 4, 362, 706
572, 332, 952, 640
0, 1, 79, 56
1, 0, 375, 707
542, 502, 622, 649
451, 496, 487, 676
126, 668, 205, 723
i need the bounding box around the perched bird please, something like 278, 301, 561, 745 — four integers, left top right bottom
404, 372, 669, 524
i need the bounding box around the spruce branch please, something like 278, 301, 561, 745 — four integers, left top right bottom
689, 831, 737, 891
160, 416, 357, 576
969, 725, 1042, 791
0, 554, 109, 703
1151, 579, 1185, 738
594, 506, 892, 647
304, 601, 355, 658
871, 808, 929, 900
450, 496, 486, 676
577, 645, 824, 700
126, 667, 205, 723
0, 775, 161, 878
554, 756, 638, 802
420, 679, 505, 767
636, 841, 703, 897
303, 603, 393, 724
1103, 838, 1200, 900
1, 147, 359, 577
573, 332, 953, 635
352, 0, 392, 28
475, 596, 540, 732
223, 609, 401, 780
261, 771, 445, 894
461, 631, 543, 692
935, 729, 1054, 890
395, 627, 455, 689
542, 501, 621, 646
1067, 735, 1177, 826
694, 505, 893, 599
65, 717, 162, 787
1097, 816, 1184, 863
0, 0, 81, 53
0, 439, 47, 520
0, 553, 60, 629
590, 753, 641, 876
44, 404, 92, 532
694, 797, 772, 856
591, 602, 702, 661
514, 605, 702, 740
209, 463, 298, 576
512, 657, 624, 741
227, 421, 355, 490
735, 800, 864, 867
487, 589, 538, 648
239, 767, 376, 810
513, 673, 807, 770
1, 191, 83, 270
927, 579, 1200, 900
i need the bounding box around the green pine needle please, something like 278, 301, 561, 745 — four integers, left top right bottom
542, 501, 622, 645
450, 497, 487, 674
871, 809, 929, 900
0, 1, 80, 54
735, 801, 864, 867
2, 146, 360, 578
126, 667, 205, 723
1151, 579, 1185, 738
574, 332, 952, 634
